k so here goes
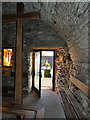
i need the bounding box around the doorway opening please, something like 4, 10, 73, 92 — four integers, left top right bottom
41, 51, 54, 90
32, 49, 55, 97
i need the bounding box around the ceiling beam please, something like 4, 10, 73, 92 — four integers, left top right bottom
2, 12, 40, 23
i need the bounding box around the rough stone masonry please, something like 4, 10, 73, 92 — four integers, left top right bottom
2, 2, 90, 117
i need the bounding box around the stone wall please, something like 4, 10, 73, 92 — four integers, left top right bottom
55, 47, 90, 117
2, 22, 16, 100
37, 2, 89, 87
2, 19, 67, 90
39, 2, 89, 116
69, 83, 90, 117
55, 48, 71, 88
23, 20, 68, 73
2, 2, 90, 116
23, 2, 89, 88
2, 2, 89, 86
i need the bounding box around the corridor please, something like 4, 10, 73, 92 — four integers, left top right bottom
23, 89, 66, 119
1, 2, 90, 119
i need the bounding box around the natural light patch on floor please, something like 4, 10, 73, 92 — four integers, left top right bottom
41, 78, 52, 89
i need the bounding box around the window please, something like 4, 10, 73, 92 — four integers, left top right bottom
3, 49, 13, 67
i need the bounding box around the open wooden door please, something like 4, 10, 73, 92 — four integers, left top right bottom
33, 49, 41, 97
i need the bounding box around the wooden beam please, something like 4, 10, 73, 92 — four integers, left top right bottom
70, 75, 90, 98
29, 46, 62, 49
17, 2, 24, 15
15, 18, 23, 104
28, 46, 63, 52
22, 12, 40, 20
14, 2, 24, 104
2, 12, 40, 22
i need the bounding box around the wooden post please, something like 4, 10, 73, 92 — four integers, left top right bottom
15, 3, 24, 104
2, 2, 40, 103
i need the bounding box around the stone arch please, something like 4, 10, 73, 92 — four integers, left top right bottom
2, 2, 89, 116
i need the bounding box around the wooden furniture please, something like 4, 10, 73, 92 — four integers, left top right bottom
2, 2, 40, 104
1, 102, 45, 120
70, 75, 90, 98
57, 87, 88, 120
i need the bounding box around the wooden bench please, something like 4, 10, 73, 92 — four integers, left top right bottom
0, 102, 45, 120
57, 87, 88, 120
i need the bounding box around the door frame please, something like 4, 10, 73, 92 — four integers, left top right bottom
40, 49, 55, 91
32, 48, 56, 92
32, 49, 41, 97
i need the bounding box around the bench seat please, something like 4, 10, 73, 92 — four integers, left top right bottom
0, 102, 45, 120
57, 87, 88, 119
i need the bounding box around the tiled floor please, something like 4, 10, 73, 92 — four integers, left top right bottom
41, 78, 52, 89
23, 89, 66, 119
